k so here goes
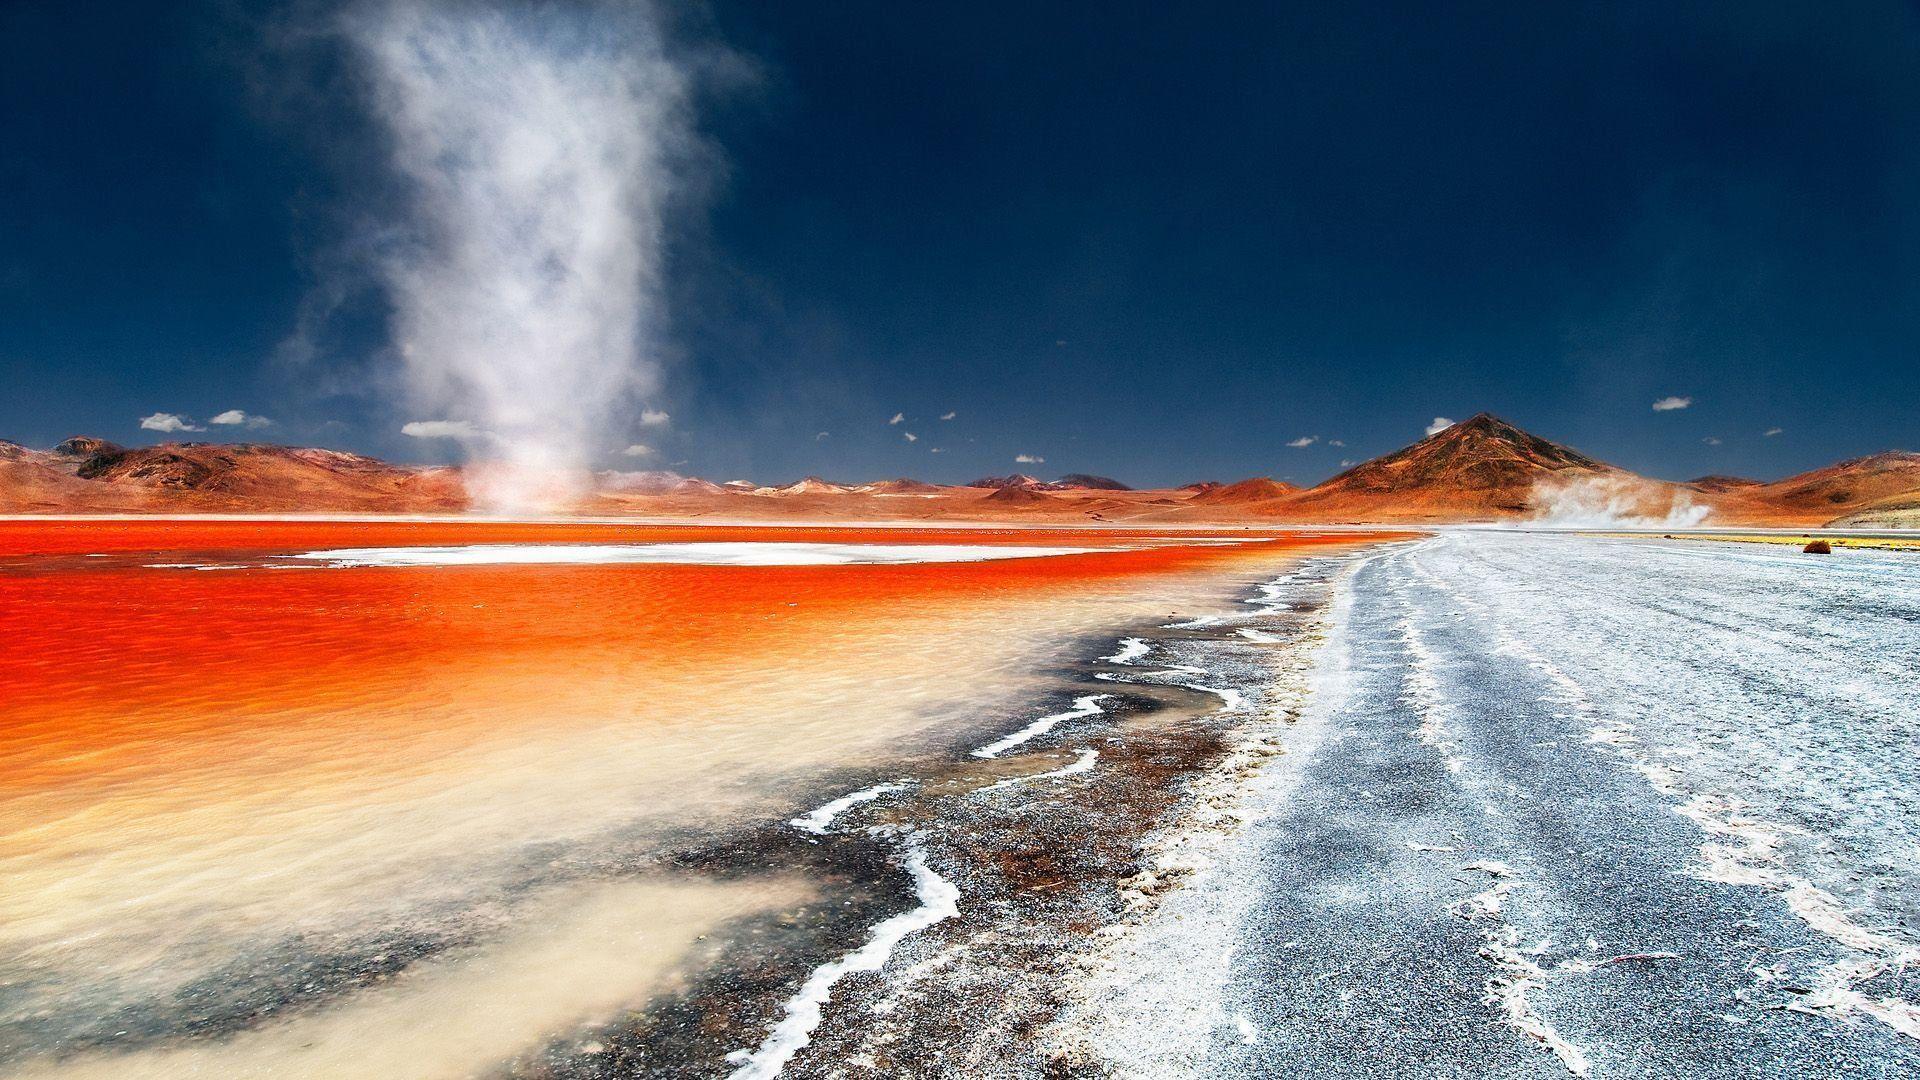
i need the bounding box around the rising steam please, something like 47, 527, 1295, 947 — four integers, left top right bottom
1527, 473, 1712, 528
346, 0, 695, 512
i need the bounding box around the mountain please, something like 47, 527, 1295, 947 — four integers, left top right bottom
8, 424, 1915, 526
1190, 477, 1299, 504
861, 478, 949, 494
965, 473, 1130, 491
1280, 413, 1624, 520
53, 436, 124, 459
1055, 473, 1132, 491
0, 441, 110, 512
967, 473, 1056, 490
1686, 475, 1763, 493
1695, 451, 1920, 526
597, 470, 694, 494
765, 476, 850, 496
1743, 452, 1920, 518
668, 477, 728, 496
0, 438, 466, 513
981, 485, 1056, 506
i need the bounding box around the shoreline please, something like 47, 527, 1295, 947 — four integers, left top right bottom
696, 544, 1379, 1077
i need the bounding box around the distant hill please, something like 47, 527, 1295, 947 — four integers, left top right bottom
764, 476, 850, 496
1280, 413, 1623, 520
1055, 473, 1132, 491
968, 472, 1130, 491
1696, 451, 1920, 527
1190, 477, 1299, 505
0, 437, 465, 513
861, 478, 948, 494
7, 422, 1916, 526
981, 485, 1056, 506
53, 436, 124, 459
967, 473, 1056, 490
1686, 475, 1763, 493
1750, 452, 1920, 514
594, 471, 731, 497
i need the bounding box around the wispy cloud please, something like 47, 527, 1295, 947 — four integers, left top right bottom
940, 411, 956, 421
1015, 453, 1044, 464
888, 412, 905, 425
1702, 436, 1722, 446
1652, 396, 1692, 412
930, 447, 944, 453
1764, 427, 1783, 437
622, 443, 658, 458
1286, 435, 1318, 448
639, 409, 671, 428
903, 431, 918, 442
209, 409, 273, 429
401, 419, 480, 439
1328, 439, 1345, 447
140, 413, 204, 433
814, 431, 830, 440
1425, 417, 1454, 436
1340, 459, 1356, 468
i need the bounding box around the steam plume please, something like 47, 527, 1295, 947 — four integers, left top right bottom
1527, 474, 1711, 528
346, 0, 696, 512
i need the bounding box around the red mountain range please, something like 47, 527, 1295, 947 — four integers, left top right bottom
4, 414, 1915, 527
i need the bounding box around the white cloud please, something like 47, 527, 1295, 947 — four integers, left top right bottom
639, 409, 671, 428
1328, 439, 1345, 447
1425, 417, 1455, 436
1652, 396, 1692, 412
1702, 436, 1722, 446
140, 412, 204, 433
401, 419, 480, 439
1286, 435, 1318, 448
209, 409, 273, 429
621, 443, 658, 459
940, 411, 957, 421
814, 431, 830, 440
903, 431, 918, 442
1340, 459, 1357, 468
888, 412, 905, 425
1015, 453, 1044, 464
1764, 427, 1783, 437
930, 447, 944, 453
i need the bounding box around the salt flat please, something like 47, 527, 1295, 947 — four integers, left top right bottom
1084, 532, 1920, 1077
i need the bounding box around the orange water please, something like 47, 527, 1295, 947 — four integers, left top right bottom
0, 520, 1386, 1078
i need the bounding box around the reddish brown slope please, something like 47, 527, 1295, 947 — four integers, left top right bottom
1, 439, 467, 513
1190, 477, 1299, 505
1277, 413, 1627, 521
1686, 475, 1763, 494
1718, 451, 1920, 526
1752, 451, 1920, 513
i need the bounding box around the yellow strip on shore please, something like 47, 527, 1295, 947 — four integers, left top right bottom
1657, 533, 1920, 553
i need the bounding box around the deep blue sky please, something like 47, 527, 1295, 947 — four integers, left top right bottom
3, 1, 1917, 485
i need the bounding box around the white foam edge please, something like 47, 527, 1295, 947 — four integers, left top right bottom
725, 842, 959, 1079
971, 695, 1108, 759
789, 782, 912, 835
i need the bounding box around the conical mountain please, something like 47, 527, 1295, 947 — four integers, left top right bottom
1285, 413, 1621, 518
